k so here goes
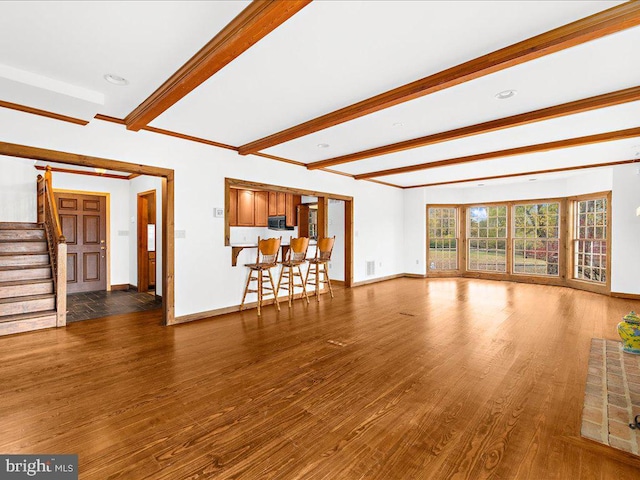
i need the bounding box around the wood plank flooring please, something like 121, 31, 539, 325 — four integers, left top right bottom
1, 278, 640, 479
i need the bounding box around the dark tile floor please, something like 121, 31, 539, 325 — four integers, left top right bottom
66, 289, 162, 323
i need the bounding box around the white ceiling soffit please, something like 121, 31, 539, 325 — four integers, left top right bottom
374, 138, 640, 188
0, 1, 250, 119
0, 64, 104, 121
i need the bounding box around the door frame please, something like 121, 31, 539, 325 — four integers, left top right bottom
0, 141, 176, 325
53, 189, 111, 292
137, 189, 157, 293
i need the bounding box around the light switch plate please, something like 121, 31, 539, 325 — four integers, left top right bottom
214, 207, 224, 218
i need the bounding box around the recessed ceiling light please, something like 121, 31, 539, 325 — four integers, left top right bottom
94, 167, 107, 174
317, 143, 330, 148
495, 89, 517, 100
392, 122, 404, 127
529, 178, 537, 181
104, 73, 129, 86
477, 183, 485, 187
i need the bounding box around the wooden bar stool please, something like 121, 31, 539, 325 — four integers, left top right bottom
305, 236, 335, 302
277, 237, 310, 307
240, 236, 281, 316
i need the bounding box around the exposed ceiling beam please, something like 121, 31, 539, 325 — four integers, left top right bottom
238, 1, 640, 155
124, 0, 312, 131
34, 164, 130, 180
0, 141, 174, 177
354, 126, 640, 179
405, 158, 640, 189
307, 85, 640, 170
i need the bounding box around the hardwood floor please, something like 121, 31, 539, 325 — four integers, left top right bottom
1, 278, 640, 479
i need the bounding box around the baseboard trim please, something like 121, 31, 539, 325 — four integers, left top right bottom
404, 273, 427, 278
173, 290, 327, 325
611, 292, 640, 300
129, 284, 137, 291
110, 284, 129, 291
352, 273, 405, 287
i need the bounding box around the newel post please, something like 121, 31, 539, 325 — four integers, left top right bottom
36, 174, 45, 224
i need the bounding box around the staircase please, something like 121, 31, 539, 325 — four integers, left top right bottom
0, 222, 57, 335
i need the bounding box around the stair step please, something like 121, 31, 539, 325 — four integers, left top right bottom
0, 241, 48, 254
0, 310, 57, 336
0, 229, 46, 241
0, 279, 54, 299
0, 222, 40, 229
0, 253, 50, 267
0, 265, 52, 282
0, 294, 55, 316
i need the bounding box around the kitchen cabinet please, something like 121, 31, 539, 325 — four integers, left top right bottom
237, 189, 255, 226
268, 192, 277, 216
229, 188, 238, 226
276, 192, 286, 216
286, 194, 301, 227
255, 191, 268, 226
231, 189, 300, 227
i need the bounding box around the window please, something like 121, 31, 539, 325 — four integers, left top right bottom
467, 206, 507, 272
427, 207, 458, 271
513, 202, 560, 276
573, 197, 607, 284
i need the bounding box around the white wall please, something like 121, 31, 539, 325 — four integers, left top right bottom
611, 164, 640, 294
403, 167, 640, 295
0, 108, 405, 317
327, 199, 345, 281
129, 176, 164, 295
0, 156, 37, 222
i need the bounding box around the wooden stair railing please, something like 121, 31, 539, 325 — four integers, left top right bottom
37, 166, 67, 326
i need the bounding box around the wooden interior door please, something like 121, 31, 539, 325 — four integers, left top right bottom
137, 191, 156, 293
55, 192, 107, 294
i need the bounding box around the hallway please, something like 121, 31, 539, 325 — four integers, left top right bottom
66, 289, 162, 323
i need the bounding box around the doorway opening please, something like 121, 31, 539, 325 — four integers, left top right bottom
137, 189, 157, 295
0, 141, 175, 325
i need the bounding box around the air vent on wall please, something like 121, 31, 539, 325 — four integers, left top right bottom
366, 261, 375, 276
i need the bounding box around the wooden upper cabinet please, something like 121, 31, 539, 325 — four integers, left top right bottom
229, 188, 238, 226
231, 189, 301, 227
298, 204, 310, 237
255, 191, 268, 226
293, 195, 301, 226
276, 192, 286, 216
285, 194, 301, 227
268, 192, 277, 216
237, 190, 255, 226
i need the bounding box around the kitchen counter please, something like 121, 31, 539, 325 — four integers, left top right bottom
230, 241, 317, 266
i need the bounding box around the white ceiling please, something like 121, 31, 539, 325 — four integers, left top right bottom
1, 0, 638, 188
